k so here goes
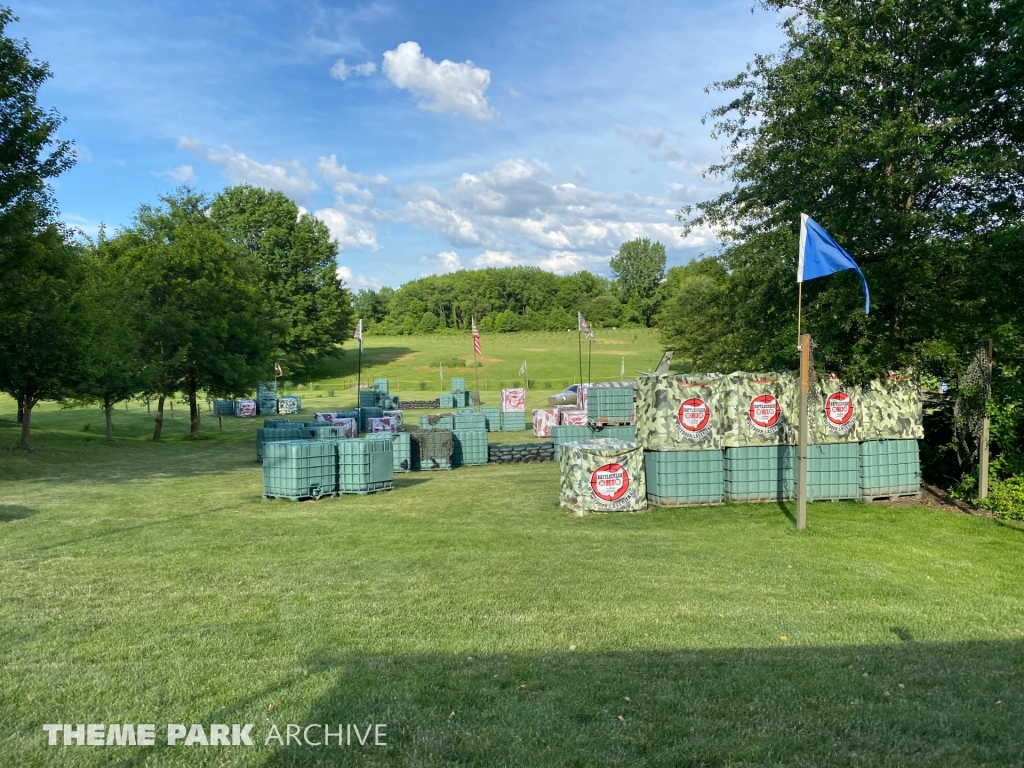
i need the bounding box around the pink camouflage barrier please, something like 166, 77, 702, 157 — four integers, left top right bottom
532, 408, 558, 437
332, 418, 358, 438
559, 409, 588, 426
235, 399, 257, 417
501, 388, 526, 413
366, 416, 400, 435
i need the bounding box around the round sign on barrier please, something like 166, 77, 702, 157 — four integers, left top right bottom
825, 391, 854, 429
590, 463, 630, 502
749, 393, 781, 429
678, 397, 710, 432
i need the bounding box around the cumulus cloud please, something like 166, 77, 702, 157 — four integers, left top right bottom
421, 250, 464, 274
394, 157, 690, 276
337, 265, 382, 290
329, 59, 377, 80
177, 137, 319, 200
314, 206, 380, 251
156, 164, 197, 183
316, 154, 388, 188
382, 41, 496, 121
508, 88, 522, 98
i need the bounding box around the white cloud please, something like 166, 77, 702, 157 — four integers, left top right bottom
316, 154, 388, 187
329, 58, 377, 80
382, 41, 496, 121
74, 145, 94, 163
155, 164, 197, 183
337, 265, 382, 290
314, 206, 380, 251
508, 88, 522, 98
177, 137, 319, 200
472, 250, 522, 268
573, 165, 587, 184
421, 250, 464, 274
393, 157, 692, 276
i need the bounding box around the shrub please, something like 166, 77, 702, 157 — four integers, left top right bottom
977, 476, 1024, 521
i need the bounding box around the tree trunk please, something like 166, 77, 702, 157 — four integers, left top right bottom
105, 400, 114, 441
153, 395, 165, 441
20, 399, 34, 449
16, 395, 24, 424
188, 375, 200, 438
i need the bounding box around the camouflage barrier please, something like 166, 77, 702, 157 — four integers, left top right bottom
559, 438, 647, 514
366, 416, 400, 435
412, 429, 454, 470
383, 409, 404, 430
559, 409, 588, 426
723, 372, 799, 447
235, 399, 257, 417
856, 375, 924, 440
501, 388, 526, 413
635, 374, 726, 451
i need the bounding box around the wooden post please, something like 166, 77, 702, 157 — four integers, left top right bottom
978, 338, 993, 500
796, 333, 811, 530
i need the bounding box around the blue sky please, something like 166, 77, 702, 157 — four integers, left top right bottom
19, 0, 785, 290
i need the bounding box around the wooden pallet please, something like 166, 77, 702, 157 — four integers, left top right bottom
862, 491, 922, 503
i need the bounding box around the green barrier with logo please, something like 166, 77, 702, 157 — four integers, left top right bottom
635, 374, 726, 451
722, 372, 799, 447
559, 438, 647, 514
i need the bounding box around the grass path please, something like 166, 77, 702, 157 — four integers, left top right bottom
1, 393, 1023, 766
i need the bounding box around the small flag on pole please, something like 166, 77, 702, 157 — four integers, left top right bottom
472, 317, 482, 356
621, 358, 625, 377
519, 361, 527, 376
354, 318, 363, 348
578, 312, 595, 342
275, 362, 283, 377
440, 362, 443, 382
798, 214, 870, 313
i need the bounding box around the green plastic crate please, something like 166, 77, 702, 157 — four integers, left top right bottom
359, 390, 379, 408
378, 394, 400, 410
257, 381, 278, 397
807, 442, 860, 501
419, 414, 455, 430
551, 425, 595, 459
368, 432, 414, 473
309, 425, 350, 441
480, 407, 502, 432
262, 440, 337, 499
335, 438, 394, 494
373, 378, 389, 394
501, 411, 527, 432
457, 407, 478, 415
860, 439, 920, 500
439, 393, 456, 409
450, 377, 466, 394
591, 425, 636, 442
213, 399, 235, 416
258, 398, 279, 416
257, 426, 308, 460
452, 428, 489, 466
724, 446, 796, 502
644, 450, 723, 506
454, 413, 487, 430
358, 406, 383, 432
587, 386, 636, 424
263, 418, 292, 429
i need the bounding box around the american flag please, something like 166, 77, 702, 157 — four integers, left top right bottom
472, 317, 481, 356
354, 318, 363, 349
578, 312, 595, 342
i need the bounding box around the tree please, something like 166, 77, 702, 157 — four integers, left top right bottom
117, 189, 276, 439
682, 0, 1024, 381
656, 258, 738, 371
0, 221, 87, 448
77, 230, 146, 440
610, 238, 666, 326
210, 186, 353, 378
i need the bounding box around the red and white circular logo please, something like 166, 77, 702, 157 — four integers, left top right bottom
591, 463, 630, 502
748, 394, 781, 429
678, 398, 710, 432
826, 391, 853, 426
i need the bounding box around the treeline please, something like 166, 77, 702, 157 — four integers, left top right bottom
353, 238, 669, 334
657, 0, 1024, 501
0, 13, 356, 450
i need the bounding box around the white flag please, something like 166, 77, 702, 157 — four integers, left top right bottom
354, 318, 363, 349
519, 361, 527, 376
621, 357, 625, 377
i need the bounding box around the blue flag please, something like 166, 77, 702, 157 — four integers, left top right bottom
798, 214, 870, 314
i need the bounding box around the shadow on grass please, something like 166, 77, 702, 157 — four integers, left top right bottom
0, 504, 36, 522
260, 641, 1024, 767
302, 347, 417, 381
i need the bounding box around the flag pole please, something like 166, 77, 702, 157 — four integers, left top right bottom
577, 313, 583, 387
796, 333, 810, 531
797, 281, 803, 350
587, 336, 592, 385
356, 344, 362, 408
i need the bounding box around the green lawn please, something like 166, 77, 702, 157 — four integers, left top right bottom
1, 389, 1023, 766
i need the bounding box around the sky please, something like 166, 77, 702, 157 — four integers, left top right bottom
18, 0, 786, 290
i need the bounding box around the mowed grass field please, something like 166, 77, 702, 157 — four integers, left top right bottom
1, 332, 1023, 766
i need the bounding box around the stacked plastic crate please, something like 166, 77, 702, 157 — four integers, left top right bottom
336, 438, 394, 494
256, 425, 309, 460
452, 428, 488, 466
500, 387, 527, 431
358, 406, 383, 432
550, 425, 594, 460
213, 399, 235, 416
257, 381, 278, 416
480, 406, 502, 432
262, 440, 337, 499
373, 379, 389, 394
586, 386, 635, 426
419, 414, 455, 430
368, 432, 414, 473
635, 375, 725, 506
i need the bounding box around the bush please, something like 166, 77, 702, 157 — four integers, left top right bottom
977, 476, 1024, 521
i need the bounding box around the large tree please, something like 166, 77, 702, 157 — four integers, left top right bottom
610, 238, 666, 327
680, 0, 1024, 380
117, 189, 276, 439
210, 186, 353, 378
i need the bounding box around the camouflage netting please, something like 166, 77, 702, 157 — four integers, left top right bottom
635, 374, 726, 451
723, 372, 799, 447
412, 429, 453, 464
559, 438, 647, 514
